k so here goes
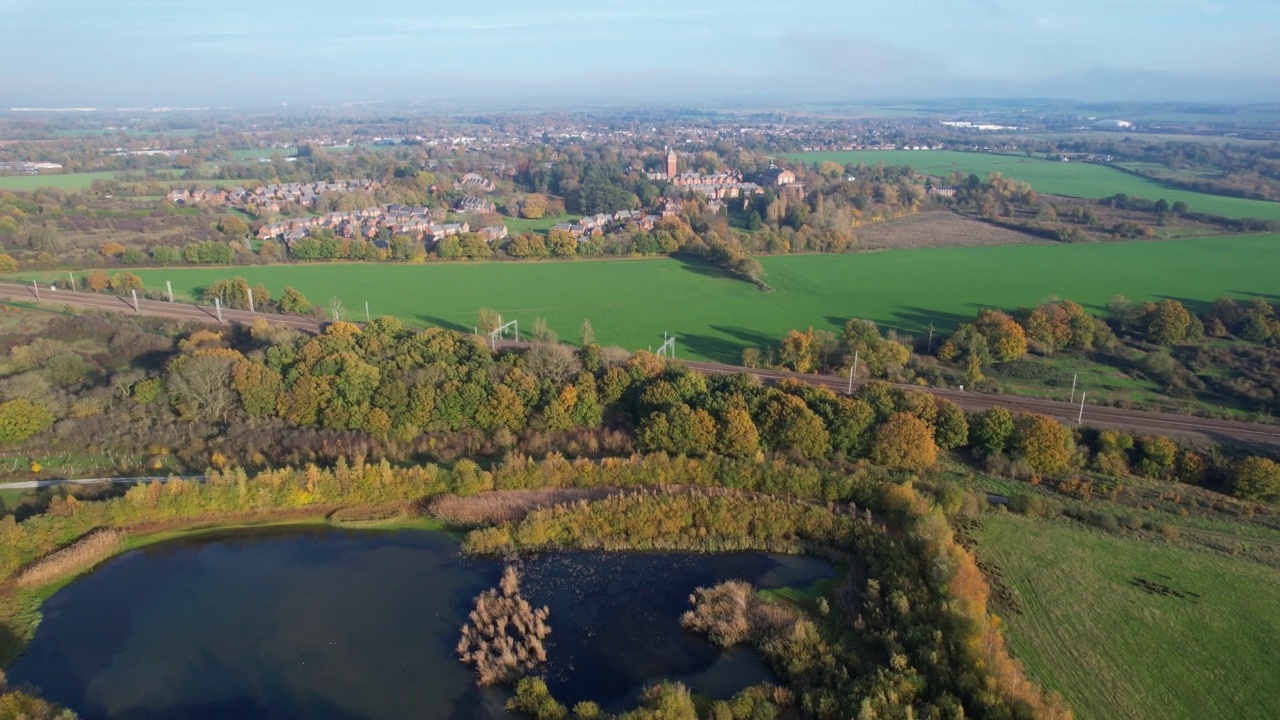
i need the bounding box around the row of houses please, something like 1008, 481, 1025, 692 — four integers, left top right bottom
256, 203, 507, 248
167, 179, 379, 212
551, 200, 683, 239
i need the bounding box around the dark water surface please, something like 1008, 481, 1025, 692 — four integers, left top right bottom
7, 527, 833, 720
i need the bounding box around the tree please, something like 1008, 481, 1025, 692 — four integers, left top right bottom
1142, 299, 1192, 346
217, 214, 250, 238
933, 399, 969, 450
970, 407, 1014, 457
279, 287, 311, 314
166, 352, 240, 422
521, 194, 548, 219
231, 360, 283, 417
972, 309, 1027, 362
715, 406, 760, 457
1230, 456, 1280, 501
1135, 435, 1178, 479
868, 412, 937, 469
530, 317, 557, 343
578, 319, 595, 346
1011, 414, 1073, 474
758, 394, 829, 459
477, 307, 502, 334
0, 253, 17, 273
0, 399, 54, 444
637, 404, 716, 456
85, 270, 110, 292
546, 229, 577, 258
779, 328, 816, 373
524, 341, 580, 384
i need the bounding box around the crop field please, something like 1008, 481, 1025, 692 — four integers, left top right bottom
973, 513, 1280, 720
782, 150, 1280, 221
113, 233, 1280, 363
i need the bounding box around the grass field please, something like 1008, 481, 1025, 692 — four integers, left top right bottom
107, 233, 1280, 363
0, 171, 128, 192
974, 513, 1280, 720
501, 214, 579, 235
782, 150, 1280, 221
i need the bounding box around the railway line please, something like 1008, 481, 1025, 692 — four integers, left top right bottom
2, 281, 1277, 447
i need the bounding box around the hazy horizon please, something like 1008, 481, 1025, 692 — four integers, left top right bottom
2, 0, 1278, 106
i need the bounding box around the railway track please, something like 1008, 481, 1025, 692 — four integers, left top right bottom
3, 281, 1277, 446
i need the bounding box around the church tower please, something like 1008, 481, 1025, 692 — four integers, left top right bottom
665, 146, 678, 178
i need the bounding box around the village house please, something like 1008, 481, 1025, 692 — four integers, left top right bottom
455, 195, 496, 214
460, 172, 496, 191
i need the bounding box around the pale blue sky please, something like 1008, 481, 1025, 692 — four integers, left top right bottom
2, 0, 1278, 105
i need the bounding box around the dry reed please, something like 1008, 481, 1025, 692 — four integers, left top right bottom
430, 487, 625, 525
15, 529, 125, 589
456, 566, 552, 686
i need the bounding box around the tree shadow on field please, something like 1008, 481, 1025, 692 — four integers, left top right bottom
680, 325, 779, 364
672, 254, 741, 283
885, 306, 971, 336
416, 314, 470, 333
1230, 290, 1280, 302
1154, 294, 1216, 315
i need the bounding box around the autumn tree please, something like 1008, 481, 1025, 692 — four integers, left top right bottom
758, 393, 829, 459
1230, 456, 1280, 501
0, 253, 17, 273
637, 404, 717, 456
0, 398, 55, 444
279, 286, 311, 314
972, 309, 1027, 362
521, 194, 548, 219
1135, 435, 1178, 480
779, 328, 816, 373
1141, 299, 1193, 346
217, 214, 250, 238
715, 404, 760, 457
1011, 413, 1074, 474
869, 412, 938, 469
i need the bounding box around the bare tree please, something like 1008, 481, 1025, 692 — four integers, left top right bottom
523, 341, 580, 384
329, 297, 345, 322
167, 353, 238, 422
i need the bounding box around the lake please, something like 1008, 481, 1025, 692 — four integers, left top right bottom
7, 527, 834, 719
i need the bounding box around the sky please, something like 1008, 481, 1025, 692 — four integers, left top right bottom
2, 0, 1279, 106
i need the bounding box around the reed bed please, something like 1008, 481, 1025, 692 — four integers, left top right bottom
15, 529, 125, 589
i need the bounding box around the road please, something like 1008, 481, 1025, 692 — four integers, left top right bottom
0, 475, 204, 490
3, 280, 1278, 447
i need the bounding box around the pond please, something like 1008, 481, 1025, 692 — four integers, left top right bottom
7, 527, 834, 719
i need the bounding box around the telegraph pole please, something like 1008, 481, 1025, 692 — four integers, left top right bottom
131, 289, 139, 313
166, 281, 174, 303
1077, 392, 1087, 425
1069, 374, 1078, 404
31, 280, 39, 300
365, 301, 370, 322
68, 271, 76, 291
214, 297, 223, 323
247, 289, 255, 313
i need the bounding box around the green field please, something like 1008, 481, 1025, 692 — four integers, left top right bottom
974, 513, 1280, 720
229, 147, 296, 160
783, 150, 1280, 221
0, 171, 130, 192
109, 234, 1280, 362
501, 214, 579, 235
